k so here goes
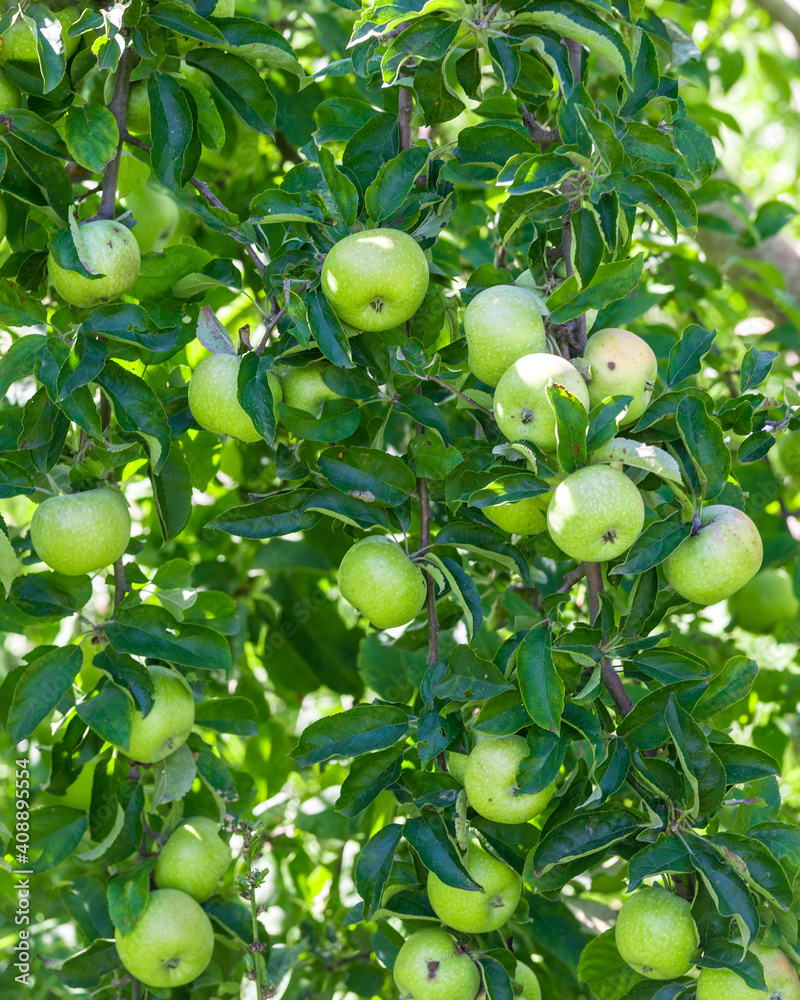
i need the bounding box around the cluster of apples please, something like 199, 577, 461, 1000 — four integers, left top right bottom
115, 814, 232, 988
394, 735, 545, 1000
614, 884, 800, 999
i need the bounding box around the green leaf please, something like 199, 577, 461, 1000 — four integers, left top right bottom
106, 606, 231, 672
150, 442, 192, 543
292, 704, 410, 767
548, 382, 588, 474
714, 743, 780, 785
673, 119, 716, 184
186, 49, 276, 136
6, 645, 81, 743
29, 806, 88, 873
148, 73, 198, 191
516, 3, 631, 79
676, 394, 730, 500
318, 145, 358, 228
611, 512, 692, 576
710, 832, 793, 910
238, 353, 277, 444
628, 836, 693, 891
95, 362, 172, 473
665, 697, 726, 817
753, 199, 796, 241
532, 809, 640, 873
695, 656, 757, 718
683, 833, 759, 947
318, 447, 416, 506
337, 744, 404, 817
365, 146, 430, 224
22, 4, 68, 93
434, 646, 514, 703
151, 743, 197, 805
194, 698, 258, 737
149, 1, 226, 43
547, 255, 644, 324
577, 928, 643, 1000
279, 397, 361, 442
63, 105, 119, 174
356, 823, 403, 920
0, 282, 47, 329
666, 324, 715, 387
517, 626, 564, 734
740, 345, 779, 392
75, 685, 133, 750
518, 729, 569, 795
209, 488, 321, 539
107, 860, 153, 935
404, 811, 481, 891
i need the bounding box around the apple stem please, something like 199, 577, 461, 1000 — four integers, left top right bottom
426, 374, 493, 417
121, 131, 269, 279
97, 44, 134, 221
131, 978, 139, 1000
418, 475, 441, 664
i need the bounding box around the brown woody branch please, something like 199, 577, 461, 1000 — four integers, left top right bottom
520, 103, 560, 149
98, 46, 134, 220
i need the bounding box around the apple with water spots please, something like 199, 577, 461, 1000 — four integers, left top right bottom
583, 328, 657, 425
427, 838, 521, 933
47, 219, 141, 308
465, 734, 555, 824
155, 816, 231, 902
281, 360, 342, 415
615, 886, 699, 980
321, 228, 429, 332
113, 665, 195, 764
696, 943, 800, 1000
464, 284, 546, 387
338, 536, 427, 629
30, 487, 131, 576
393, 927, 480, 1000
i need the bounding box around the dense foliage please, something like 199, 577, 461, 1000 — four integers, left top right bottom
1, 0, 800, 998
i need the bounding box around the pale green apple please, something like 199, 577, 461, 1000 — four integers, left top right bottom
493, 353, 590, 452
60, 759, 97, 812
104, 75, 151, 134
615, 886, 699, 980
0, 7, 80, 63
121, 182, 179, 252
773, 432, 800, 483
76, 641, 103, 693
464, 735, 555, 824
546, 465, 644, 563
47, 220, 141, 309
446, 750, 470, 784
728, 567, 799, 633
115, 888, 215, 988
393, 927, 480, 1000
338, 536, 427, 629
583, 328, 657, 425
697, 944, 800, 1000
482, 485, 551, 536
0, 67, 19, 109
514, 962, 542, 1000
663, 505, 763, 605
321, 228, 429, 332
155, 816, 231, 902
281, 360, 341, 415
464, 284, 546, 386
427, 839, 521, 933
30, 487, 131, 576
188, 353, 264, 443
118, 665, 195, 764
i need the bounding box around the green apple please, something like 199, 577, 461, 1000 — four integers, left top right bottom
321, 228, 429, 332
118, 665, 195, 764
393, 927, 480, 1000
121, 182, 180, 252
446, 750, 470, 784
115, 888, 215, 988
482, 485, 551, 536
0, 7, 80, 63
615, 886, 699, 980
663, 505, 763, 605
427, 839, 521, 933
464, 284, 546, 387
47, 219, 141, 309
155, 816, 231, 902
76, 641, 104, 693
514, 962, 542, 1000
493, 353, 590, 452
281, 360, 341, 415
546, 465, 644, 563
0, 67, 19, 109
728, 567, 799, 633
697, 944, 800, 1000
188, 353, 265, 443
60, 759, 97, 812
30, 487, 131, 576
338, 536, 427, 629
583, 328, 657, 425
773, 432, 800, 482
464, 735, 555, 824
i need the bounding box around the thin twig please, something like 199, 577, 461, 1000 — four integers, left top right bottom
585, 562, 635, 717
418, 475, 440, 664
113, 557, 130, 610
426, 374, 494, 416
121, 131, 267, 277
520, 103, 560, 148
98, 46, 134, 220
558, 564, 587, 593
398, 86, 414, 151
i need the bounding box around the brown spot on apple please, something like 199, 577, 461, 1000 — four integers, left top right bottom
427, 961, 440, 980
